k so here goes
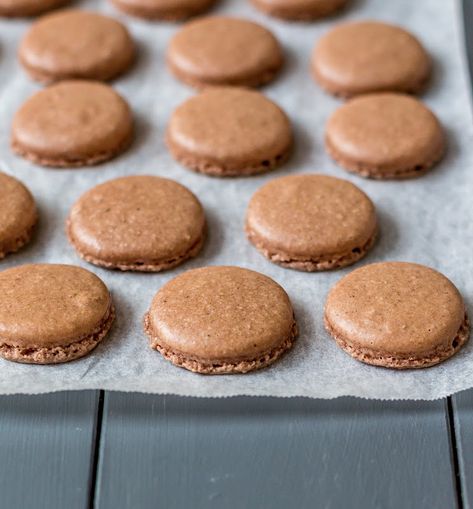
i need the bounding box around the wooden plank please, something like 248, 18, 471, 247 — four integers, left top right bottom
0, 391, 100, 509
96, 394, 457, 509
452, 3, 473, 507
464, 0, 473, 83
452, 390, 473, 508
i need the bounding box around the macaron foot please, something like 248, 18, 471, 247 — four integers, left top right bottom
69, 232, 205, 272
144, 313, 298, 374
325, 131, 445, 180
325, 313, 470, 370
169, 147, 290, 178
0, 305, 115, 365
251, 0, 349, 21
109, 0, 217, 21
246, 227, 377, 272
11, 131, 133, 169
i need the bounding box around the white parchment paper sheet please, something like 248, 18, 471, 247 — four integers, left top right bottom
0, 0, 471, 398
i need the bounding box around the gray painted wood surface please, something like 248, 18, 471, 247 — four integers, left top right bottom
0, 391, 99, 509
453, 391, 473, 509
96, 394, 458, 509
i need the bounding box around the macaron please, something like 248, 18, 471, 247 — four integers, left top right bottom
0, 172, 38, 259
325, 262, 470, 369
166, 87, 292, 176
67, 176, 206, 272
19, 10, 135, 84
312, 21, 431, 98
0, 0, 69, 17
245, 174, 377, 271
167, 16, 283, 88
110, 0, 216, 20
251, 0, 349, 21
11, 80, 133, 168
0, 264, 114, 364
325, 93, 445, 179
144, 266, 298, 374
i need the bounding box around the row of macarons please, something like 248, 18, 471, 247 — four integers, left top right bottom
16, 8, 431, 99
2, 170, 378, 271
0, 260, 468, 373
2, 0, 350, 21
11, 81, 445, 179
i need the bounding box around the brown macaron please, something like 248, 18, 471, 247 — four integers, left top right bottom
67, 176, 206, 272
166, 87, 292, 177
325, 93, 445, 179
144, 266, 298, 374
325, 262, 470, 369
312, 21, 431, 98
167, 16, 283, 88
245, 174, 377, 271
0, 264, 114, 364
0, 0, 69, 17
0, 172, 38, 259
11, 80, 133, 168
19, 10, 135, 84
251, 0, 348, 21
109, 0, 216, 20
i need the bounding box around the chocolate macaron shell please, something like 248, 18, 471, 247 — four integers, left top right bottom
19, 10, 135, 84
67, 176, 206, 271
325, 93, 445, 179
144, 266, 297, 374
245, 174, 377, 271
0, 0, 69, 17
251, 0, 348, 21
167, 16, 283, 88
110, 0, 217, 20
325, 262, 470, 369
166, 87, 292, 176
11, 80, 133, 168
0, 264, 114, 364
0, 172, 38, 259
312, 21, 431, 98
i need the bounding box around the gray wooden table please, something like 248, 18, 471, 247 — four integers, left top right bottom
0, 390, 472, 508
2, 2, 473, 508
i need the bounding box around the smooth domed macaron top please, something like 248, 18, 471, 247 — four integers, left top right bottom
167, 16, 283, 87
167, 87, 292, 167
11, 80, 133, 165
147, 266, 295, 361
312, 21, 430, 97
0, 264, 112, 347
246, 174, 377, 258
325, 93, 445, 175
252, 0, 348, 20
0, 173, 37, 255
67, 176, 205, 265
19, 10, 135, 83
0, 0, 69, 17
110, 0, 216, 19
325, 262, 466, 356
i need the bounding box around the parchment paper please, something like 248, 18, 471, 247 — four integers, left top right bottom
0, 0, 471, 399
